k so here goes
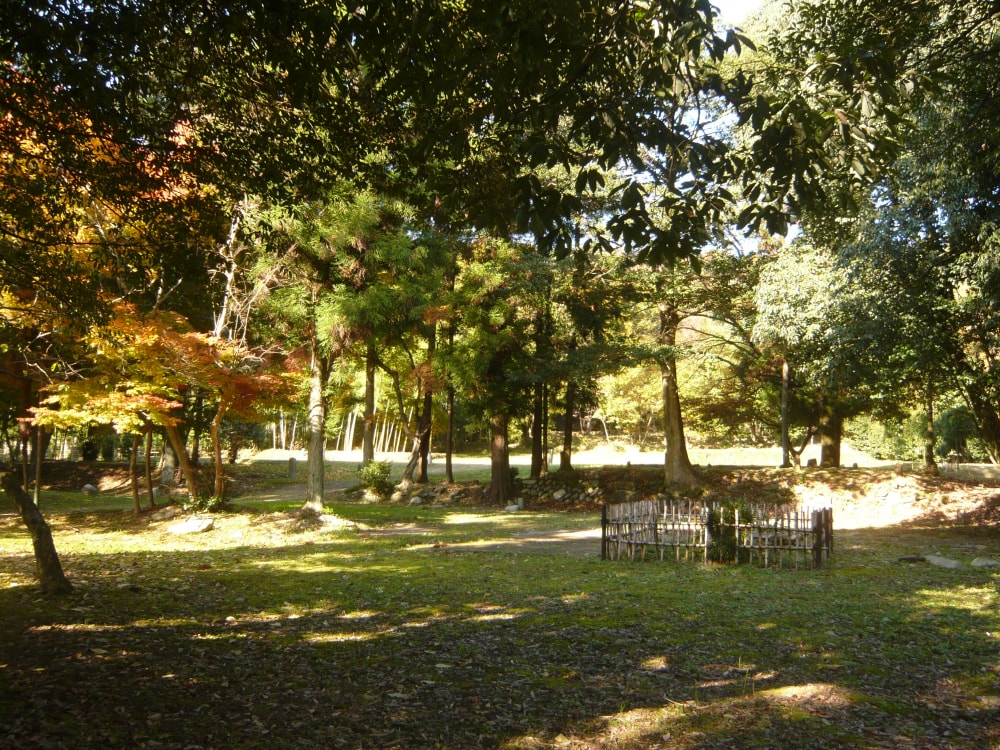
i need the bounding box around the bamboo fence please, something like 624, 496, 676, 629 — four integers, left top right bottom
601, 498, 833, 569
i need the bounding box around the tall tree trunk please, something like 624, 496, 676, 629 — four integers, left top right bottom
18, 373, 32, 488
923, 383, 938, 473
159, 433, 177, 484
445, 384, 455, 484
163, 423, 200, 498
530, 382, 545, 479
659, 302, 698, 487
304, 346, 331, 513
2, 470, 72, 594
210, 390, 233, 499
542, 383, 549, 475
780, 357, 792, 468
415, 388, 433, 484
489, 412, 514, 505
818, 407, 843, 468
559, 379, 575, 472
416, 326, 436, 484
144, 425, 155, 508
191, 391, 203, 463
362, 341, 377, 466
129, 433, 142, 515
33, 424, 43, 506
444, 274, 457, 485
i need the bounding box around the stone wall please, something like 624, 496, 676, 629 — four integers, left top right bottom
515, 466, 665, 508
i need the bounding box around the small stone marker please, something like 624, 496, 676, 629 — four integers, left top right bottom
924, 555, 964, 569
81, 484, 98, 496
168, 516, 215, 534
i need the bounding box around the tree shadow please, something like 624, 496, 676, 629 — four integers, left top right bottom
1, 524, 998, 749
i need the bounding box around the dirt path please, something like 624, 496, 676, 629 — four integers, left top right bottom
360, 523, 605, 556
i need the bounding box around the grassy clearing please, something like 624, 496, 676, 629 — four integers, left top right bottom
1, 491, 999, 749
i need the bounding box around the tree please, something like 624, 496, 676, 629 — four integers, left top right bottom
444, 238, 547, 505
772, 0, 1000, 464
550, 252, 639, 471
6, 0, 916, 279
33, 303, 287, 503
258, 185, 420, 511
1, 470, 72, 594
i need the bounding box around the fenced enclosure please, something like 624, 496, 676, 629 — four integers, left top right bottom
601, 498, 833, 569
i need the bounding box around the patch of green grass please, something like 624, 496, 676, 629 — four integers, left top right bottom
28, 489, 134, 513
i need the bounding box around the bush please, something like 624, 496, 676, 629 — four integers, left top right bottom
79, 440, 99, 461
845, 415, 919, 461
359, 460, 393, 498
183, 495, 227, 513
99, 438, 116, 462
935, 406, 990, 461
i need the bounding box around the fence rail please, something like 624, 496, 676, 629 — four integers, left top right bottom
601, 498, 833, 569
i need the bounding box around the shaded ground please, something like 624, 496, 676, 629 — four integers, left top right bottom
5, 455, 1000, 750
1, 501, 998, 750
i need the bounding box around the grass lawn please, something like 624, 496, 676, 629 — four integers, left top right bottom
2, 462, 999, 749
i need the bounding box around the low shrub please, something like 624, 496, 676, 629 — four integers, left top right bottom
359, 460, 393, 498
184, 495, 228, 513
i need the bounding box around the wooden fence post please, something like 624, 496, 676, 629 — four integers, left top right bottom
601, 504, 607, 561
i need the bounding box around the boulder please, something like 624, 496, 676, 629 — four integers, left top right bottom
81, 484, 99, 496
168, 516, 215, 534
924, 555, 964, 569
970, 557, 1000, 568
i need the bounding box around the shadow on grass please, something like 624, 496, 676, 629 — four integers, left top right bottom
1, 518, 998, 749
